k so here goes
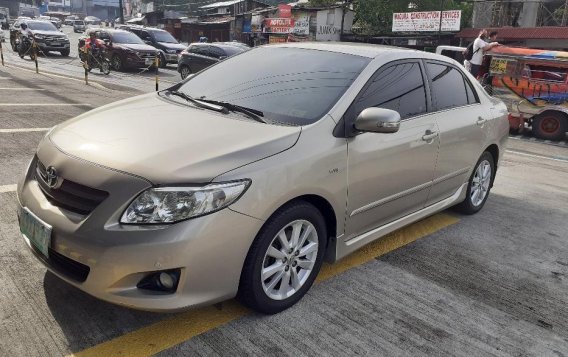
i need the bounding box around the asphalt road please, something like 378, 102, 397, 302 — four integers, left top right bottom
1, 25, 184, 92
0, 64, 567, 357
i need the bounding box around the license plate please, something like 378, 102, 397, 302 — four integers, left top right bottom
51, 42, 61, 46
19, 207, 52, 258
145, 58, 154, 66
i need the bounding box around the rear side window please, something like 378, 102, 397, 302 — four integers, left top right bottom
354, 61, 427, 120
426, 63, 469, 110
208, 46, 225, 58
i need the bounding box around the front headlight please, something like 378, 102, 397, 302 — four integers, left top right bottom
121, 180, 251, 224
166, 49, 176, 54
34, 34, 45, 40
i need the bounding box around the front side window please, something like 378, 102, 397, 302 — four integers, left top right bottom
178, 47, 371, 126
426, 62, 469, 110
354, 61, 427, 120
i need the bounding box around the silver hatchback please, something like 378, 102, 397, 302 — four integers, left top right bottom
17, 43, 509, 314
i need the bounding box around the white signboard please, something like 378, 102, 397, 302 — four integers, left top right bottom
392, 10, 461, 32
292, 15, 309, 35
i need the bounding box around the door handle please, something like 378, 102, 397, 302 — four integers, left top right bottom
476, 117, 487, 126
422, 130, 438, 142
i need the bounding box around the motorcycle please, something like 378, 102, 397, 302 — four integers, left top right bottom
16, 35, 36, 61
81, 46, 111, 75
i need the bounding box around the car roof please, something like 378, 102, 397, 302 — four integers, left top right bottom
269, 42, 432, 59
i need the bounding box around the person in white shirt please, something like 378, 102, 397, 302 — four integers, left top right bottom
470, 30, 500, 78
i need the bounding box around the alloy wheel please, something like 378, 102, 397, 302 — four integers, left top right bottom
180, 66, 191, 79
261, 220, 319, 301
471, 159, 492, 207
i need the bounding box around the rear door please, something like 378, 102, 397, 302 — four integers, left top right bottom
424, 61, 488, 205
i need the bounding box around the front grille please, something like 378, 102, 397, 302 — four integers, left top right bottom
41, 35, 68, 43
31, 244, 90, 282
35, 158, 108, 215
138, 52, 156, 60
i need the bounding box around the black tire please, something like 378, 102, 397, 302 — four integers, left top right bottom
237, 201, 327, 314
11, 40, 16, 51
532, 112, 567, 141
179, 65, 191, 79
454, 151, 495, 215
159, 53, 167, 68
111, 55, 122, 71
60, 49, 70, 57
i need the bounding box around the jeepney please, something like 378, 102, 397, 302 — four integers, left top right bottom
485, 46, 568, 141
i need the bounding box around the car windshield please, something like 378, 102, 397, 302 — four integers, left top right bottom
28, 21, 58, 31
111, 31, 145, 44
151, 30, 177, 43
74, 21, 85, 25
178, 47, 370, 126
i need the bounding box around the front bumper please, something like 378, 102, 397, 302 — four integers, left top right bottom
17, 142, 264, 312
36, 41, 70, 52
165, 53, 179, 63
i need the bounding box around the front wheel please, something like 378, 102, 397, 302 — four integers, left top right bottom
159, 53, 167, 68
238, 201, 327, 314
60, 49, 70, 57
101, 60, 111, 75
179, 65, 191, 79
454, 152, 495, 215
111, 55, 123, 71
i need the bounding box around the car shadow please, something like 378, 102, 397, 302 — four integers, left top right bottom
43, 271, 167, 352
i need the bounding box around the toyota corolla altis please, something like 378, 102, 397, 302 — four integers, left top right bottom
17, 43, 509, 314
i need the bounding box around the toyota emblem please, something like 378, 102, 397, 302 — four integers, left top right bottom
45, 166, 59, 188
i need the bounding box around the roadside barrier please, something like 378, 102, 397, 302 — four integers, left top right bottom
0, 39, 4, 66
33, 40, 38, 74
155, 55, 159, 91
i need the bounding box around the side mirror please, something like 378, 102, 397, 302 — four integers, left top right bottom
354, 107, 401, 133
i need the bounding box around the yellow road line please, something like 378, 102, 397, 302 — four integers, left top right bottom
68, 213, 459, 357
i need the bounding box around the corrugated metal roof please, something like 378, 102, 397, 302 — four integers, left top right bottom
200, 0, 242, 9
456, 27, 568, 40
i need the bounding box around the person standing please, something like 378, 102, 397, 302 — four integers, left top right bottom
470, 29, 500, 78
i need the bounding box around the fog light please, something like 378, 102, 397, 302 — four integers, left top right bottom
137, 269, 180, 294
159, 272, 174, 289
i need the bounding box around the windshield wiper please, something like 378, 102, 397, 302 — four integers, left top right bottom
197, 98, 266, 123
166, 90, 229, 113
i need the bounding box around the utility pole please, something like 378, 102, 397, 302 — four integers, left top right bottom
437, 0, 444, 46
562, 0, 568, 26
119, 0, 124, 24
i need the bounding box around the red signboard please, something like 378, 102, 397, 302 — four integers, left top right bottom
278, 4, 292, 18
264, 18, 295, 34
265, 18, 294, 27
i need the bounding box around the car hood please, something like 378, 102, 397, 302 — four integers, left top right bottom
48, 93, 301, 184
115, 43, 157, 52
158, 42, 186, 51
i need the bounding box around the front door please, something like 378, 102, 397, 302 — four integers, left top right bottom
345, 60, 440, 240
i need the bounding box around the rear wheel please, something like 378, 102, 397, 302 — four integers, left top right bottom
532, 112, 567, 141
180, 65, 191, 79
238, 201, 327, 314
454, 152, 495, 215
